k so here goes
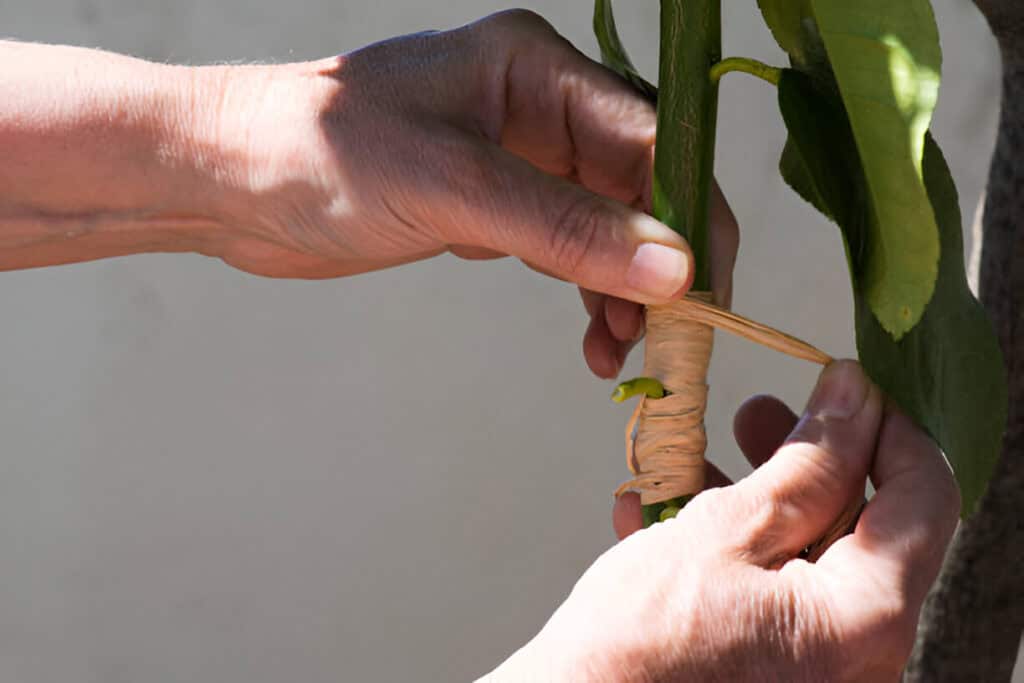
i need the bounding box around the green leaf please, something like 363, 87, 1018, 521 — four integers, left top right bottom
810, 0, 942, 339
756, 0, 820, 69
777, 70, 1007, 515
777, 71, 866, 274
857, 138, 1007, 515
779, 134, 833, 223
593, 0, 657, 101
762, 0, 943, 339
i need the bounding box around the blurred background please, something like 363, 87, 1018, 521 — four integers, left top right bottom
1, 1, 1014, 680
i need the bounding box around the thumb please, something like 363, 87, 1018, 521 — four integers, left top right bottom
446, 143, 694, 304
730, 360, 884, 565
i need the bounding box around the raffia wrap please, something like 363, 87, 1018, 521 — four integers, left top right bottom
617, 292, 715, 505
614, 292, 864, 560
616, 292, 834, 506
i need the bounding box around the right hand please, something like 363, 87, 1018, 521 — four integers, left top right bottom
494, 361, 959, 681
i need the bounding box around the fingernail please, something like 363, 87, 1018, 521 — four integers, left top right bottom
625, 243, 690, 299
806, 360, 870, 420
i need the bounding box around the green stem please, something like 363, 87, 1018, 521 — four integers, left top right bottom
652, 0, 721, 293
710, 57, 782, 86
642, 0, 721, 527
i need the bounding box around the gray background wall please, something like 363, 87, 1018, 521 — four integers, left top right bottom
1, 1, 1015, 681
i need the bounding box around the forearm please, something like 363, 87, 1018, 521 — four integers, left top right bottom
0, 41, 247, 269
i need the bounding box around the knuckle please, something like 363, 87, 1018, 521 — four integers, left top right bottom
479, 9, 571, 64
684, 487, 728, 520
741, 494, 787, 547
720, 479, 796, 557
789, 439, 852, 489
682, 486, 767, 548
484, 8, 556, 36
547, 193, 607, 280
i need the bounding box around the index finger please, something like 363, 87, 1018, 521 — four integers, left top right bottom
817, 407, 960, 605
488, 11, 656, 209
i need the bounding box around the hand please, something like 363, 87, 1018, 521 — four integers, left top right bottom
204, 10, 694, 306
485, 361, 959, 682
580, 182, 738, 378
4, 13, 730, 379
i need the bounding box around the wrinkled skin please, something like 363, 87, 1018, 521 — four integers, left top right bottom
206, 11, 738, 380
1, 10, 961, 681
209, 11, 714, 300
209, 12, 958, 679
489, 362, 959, 682
211, 14, 957, 681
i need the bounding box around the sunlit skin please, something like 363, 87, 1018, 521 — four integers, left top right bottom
1, 10, 958, 681
492, 364, 959, 682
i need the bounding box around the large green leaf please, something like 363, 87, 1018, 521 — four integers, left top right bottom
760, 0, 943, 340
857, 141, 1006, 515
778, 70, 1007, 514
812, 0, 942, 340
593, 0, 657, 101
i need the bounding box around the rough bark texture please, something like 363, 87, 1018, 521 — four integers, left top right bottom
904, 4, 1024, 680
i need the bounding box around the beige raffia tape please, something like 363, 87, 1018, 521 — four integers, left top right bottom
616, 292, 833, 505
677, 295, 833, 365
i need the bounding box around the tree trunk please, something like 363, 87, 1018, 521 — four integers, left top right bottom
904, 4, 1024, 680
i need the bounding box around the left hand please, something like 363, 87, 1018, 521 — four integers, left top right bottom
207, 9, 741, 381
4, 11, 734, 380
206, 10, 697, 307
579, 180, 738, 379
206, 10, 740, 379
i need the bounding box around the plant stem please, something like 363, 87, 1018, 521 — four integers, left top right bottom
710, 57, 782, 86
643, 0, 721, 526
652, 0, 721, 292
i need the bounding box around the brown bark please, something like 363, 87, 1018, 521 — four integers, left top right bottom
904, 4, 1024, 680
